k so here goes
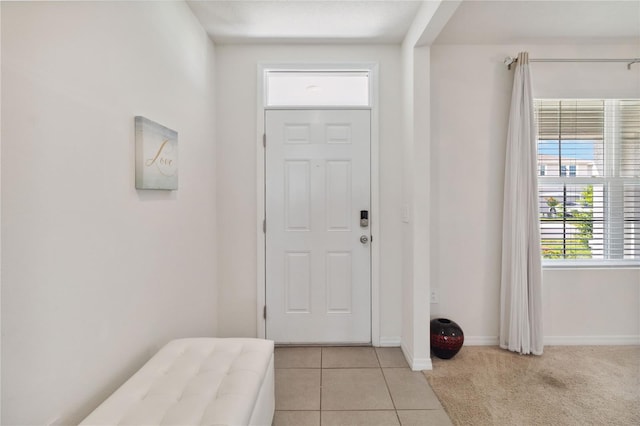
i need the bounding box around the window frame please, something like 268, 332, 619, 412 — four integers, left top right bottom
536, 99, 640, 269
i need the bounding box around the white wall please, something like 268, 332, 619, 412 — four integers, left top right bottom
399, 0, 461, 371
1, 2, 217, 424
400, 43, 433, 370
400, 41, 433, 369
400, 39, 416, 363
0, 4, 3, 422
215, 44, 403, 342
430, 44, 640, 345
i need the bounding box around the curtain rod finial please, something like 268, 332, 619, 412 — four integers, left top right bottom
504, 56, 517, 70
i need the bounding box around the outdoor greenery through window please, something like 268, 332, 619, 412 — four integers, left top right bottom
535, 99, 640, 264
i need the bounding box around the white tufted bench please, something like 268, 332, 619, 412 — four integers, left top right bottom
80, 338, 274, 426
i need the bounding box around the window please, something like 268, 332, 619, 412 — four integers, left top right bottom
265, 71, 370, 107
535, 99, 640, 265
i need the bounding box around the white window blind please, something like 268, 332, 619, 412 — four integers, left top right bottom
535, 99, 640, 264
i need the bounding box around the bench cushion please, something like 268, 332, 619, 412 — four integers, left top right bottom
80, 338, 274, 426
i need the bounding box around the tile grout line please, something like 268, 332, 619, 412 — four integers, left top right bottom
375, 347, 402, 426
319, 347, 323, 425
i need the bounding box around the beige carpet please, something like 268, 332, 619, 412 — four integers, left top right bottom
424, 346, 640, 426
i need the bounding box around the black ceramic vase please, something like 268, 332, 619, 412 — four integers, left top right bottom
430, 318, 464, 359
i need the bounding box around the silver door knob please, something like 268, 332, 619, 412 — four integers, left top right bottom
360, 235, 369, 244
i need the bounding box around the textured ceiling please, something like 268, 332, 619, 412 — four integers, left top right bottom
187, 0, 424, 44
434, 0, 640, 45
186, 0, 640, 45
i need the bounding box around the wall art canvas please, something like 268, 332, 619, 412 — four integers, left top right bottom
135, 116, 178, 190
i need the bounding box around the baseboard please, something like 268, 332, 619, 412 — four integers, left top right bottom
400, 342, 433, 371
378, 336, 401, 347
544, 335, 640, 345
464, 335, 640, 346
464, 336, 499, 346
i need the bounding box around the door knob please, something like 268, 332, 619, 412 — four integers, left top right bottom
360, 235, 369, 244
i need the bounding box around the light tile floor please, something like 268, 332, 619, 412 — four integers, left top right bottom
273, 346, 453, 426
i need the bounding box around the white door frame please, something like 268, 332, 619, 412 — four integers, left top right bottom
256, 62, 380, 346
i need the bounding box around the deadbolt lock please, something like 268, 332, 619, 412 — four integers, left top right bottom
360, 210, 369, 227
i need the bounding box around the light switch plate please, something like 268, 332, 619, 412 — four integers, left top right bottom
402, 204, 410, 223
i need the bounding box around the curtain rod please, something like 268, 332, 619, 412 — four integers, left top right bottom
504, 57, 640, 70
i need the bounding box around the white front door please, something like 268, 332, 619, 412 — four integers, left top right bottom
265, 109, 371, 344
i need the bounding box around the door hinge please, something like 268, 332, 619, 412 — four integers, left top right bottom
263, 133, 266, 147
263, 305, 267, 319
263, 219, 266, 233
